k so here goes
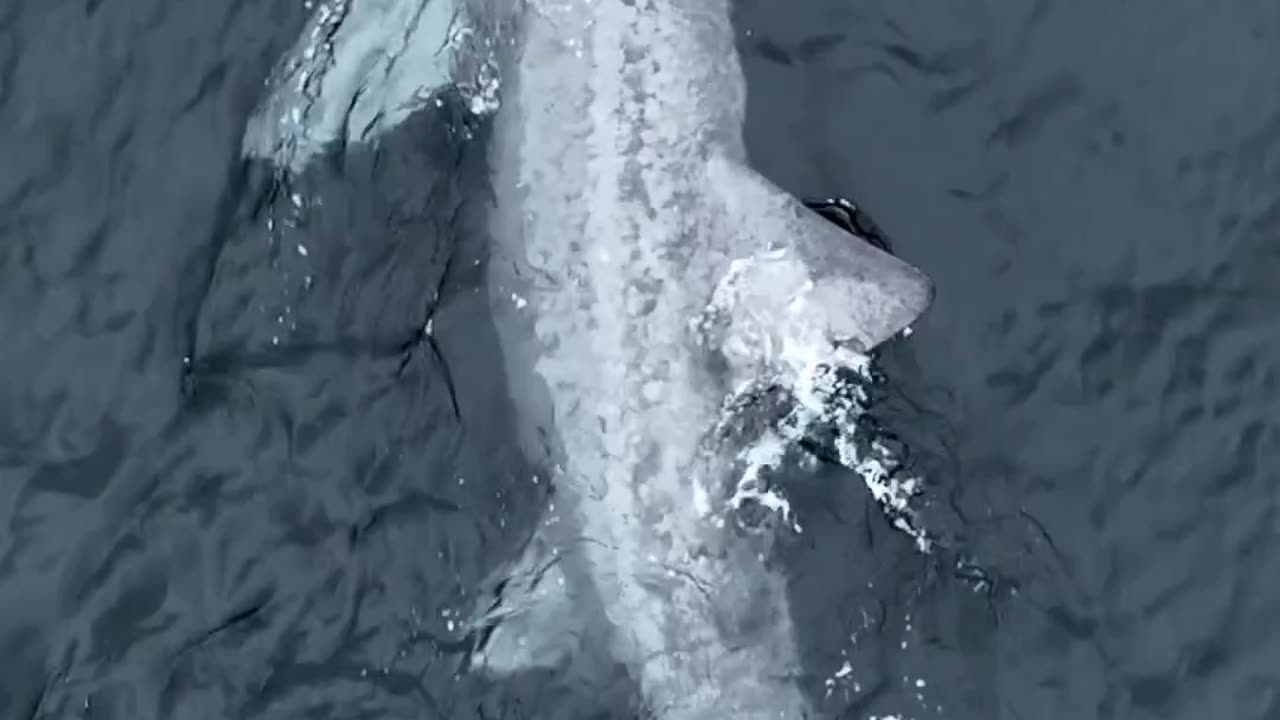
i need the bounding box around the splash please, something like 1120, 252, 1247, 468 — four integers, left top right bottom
722, 345, 932, 553
709, 295, 939, 711
700, 248, 933, 552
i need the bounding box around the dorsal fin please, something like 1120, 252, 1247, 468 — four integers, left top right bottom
706, 155, 934, 359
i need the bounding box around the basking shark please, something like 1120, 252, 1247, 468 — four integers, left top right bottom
244, 0, 934, 717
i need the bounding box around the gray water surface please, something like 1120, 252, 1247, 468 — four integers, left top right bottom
738, 0, 1280, 717
1, 0, 1278, 718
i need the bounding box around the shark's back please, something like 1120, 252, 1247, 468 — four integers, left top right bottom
484, 1, 932, 719
487, 0, 752, 497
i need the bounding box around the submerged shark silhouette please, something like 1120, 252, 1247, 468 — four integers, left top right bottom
245, 1, 934, 717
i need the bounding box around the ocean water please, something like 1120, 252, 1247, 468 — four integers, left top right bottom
736, 0, 1280, 717
1, 0, 1278, 719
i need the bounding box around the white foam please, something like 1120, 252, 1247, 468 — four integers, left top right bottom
706, 252, 933, 554
717, 303, 942, 708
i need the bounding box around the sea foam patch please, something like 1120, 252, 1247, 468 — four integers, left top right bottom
722, 343, 932, 554
700, 246, 933, 553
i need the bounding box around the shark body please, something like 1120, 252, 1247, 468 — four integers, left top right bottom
481, 2, 932, 717
244, 1, 934, 717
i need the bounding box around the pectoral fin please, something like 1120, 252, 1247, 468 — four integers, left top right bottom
469, 532, 582, 675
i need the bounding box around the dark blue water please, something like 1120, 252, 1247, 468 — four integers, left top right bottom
737, 1, 1280, 717
3, 0, 1278, 718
